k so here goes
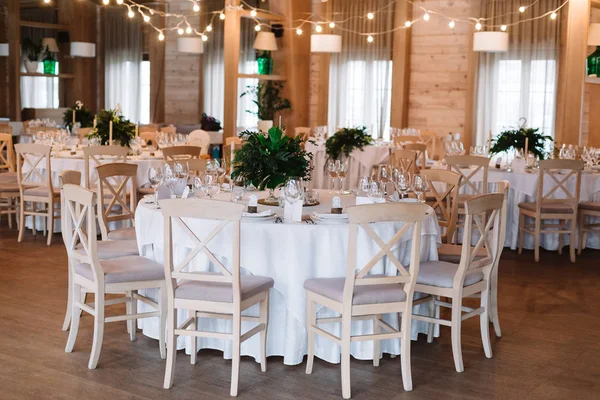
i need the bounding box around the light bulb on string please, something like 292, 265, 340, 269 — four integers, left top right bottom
43, 0, 51, 3
367, 35, 374, 43
158, 32, 165, 41
550, 12, 557, 20
329, 22, 335, 28
202, 34, 208, 42
404, 21, 411, 28
250, 9, 257, 17
475, 21, 482, 30
128, 9, 134, 18
116, 0, 123, 4
501, 25, 507, 31
519, 6, 525, 13
177, 28, 184, 35
423, 13, 430, 21
142, 13, 150, 23
102, 0, 109, 5
220, 13, 226, 20
367, 12, 374, 20
186, 26, 192, 34
193, 3, 200, 12
255, 24, 261, 32
315, 24, 323, 33
206, 25, 213, 32
448, 20, 455, 29
296, 28, 303, 35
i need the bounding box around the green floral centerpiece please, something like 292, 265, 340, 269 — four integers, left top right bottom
490, 122, 553, 160
231, 126, 312, 204
325, 126, 373, 161
63, 101, 95, 131
87, 106, 135, 147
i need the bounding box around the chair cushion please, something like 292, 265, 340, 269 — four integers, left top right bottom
74, 256, 164, 284
417, 261, 483, 288
579, 202, 600, 212
0, 172, 17, 182
75, 240, 139, 259
437, 243, 487, 264
304, 276, 407, 305
0, 182, 20, 193
175, 273, 274, 303
107, 226, 137, 241
24, 185, 60, 197
518, 202, 574, 214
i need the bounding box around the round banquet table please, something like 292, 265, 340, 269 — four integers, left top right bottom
134, 190, 442, 366
306, 142, 390, 191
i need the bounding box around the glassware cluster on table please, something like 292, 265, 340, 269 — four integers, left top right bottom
327, 159, 349, 195
27, 118, 57, 128
358, 167, 429, 204
156, 132, 188, 148
31, 129, 70, 150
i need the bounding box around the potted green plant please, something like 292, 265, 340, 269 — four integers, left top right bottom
22, 38, 43, 73
325, 126, 373, 161
63, 101, 95, 131
241, 81, 291, 133
490, 123, 553, 160
231, 126, 312, 205
87, 106, 135, 147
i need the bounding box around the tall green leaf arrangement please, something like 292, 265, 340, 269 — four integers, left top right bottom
490, 124, 553, 160
241, 81, 292, 121
325, 127, 373, 161
231, 127, 312, 191
63, 101, 95, 131
87, 107, 135, 147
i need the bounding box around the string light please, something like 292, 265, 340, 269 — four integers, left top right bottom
219, 13, 225, 20
177, 28, 184, 35
551, 12, 558, 20
296, 28, 303, 35
43, 0, 51, 3
448, 20, 455, 29
185, 26, 192, 34
102, 0, 109, 4
519, 6, 526, 13
367, 12, 374, 20
202, 34, 208, 42
367, 35, 374, 43
475, 21, 482, 30
255, 24, 261, 31
315, 24, 323, 33
501, 25, 507, 31
206, 25, 213, 32
423, 13, 430, 22
116, 0, 123, 4
250, 9, 257, 17
329, 22, 335, 28
158, 32, 165, 41
404, 20, 411, 28
193, 3, 200, 12
128, 9, 134, 18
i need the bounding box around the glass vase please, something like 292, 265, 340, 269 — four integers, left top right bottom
257, 51, 273, 75
259, 188, 279, 206
43, 60, 56, 75
588, 46, 600, 77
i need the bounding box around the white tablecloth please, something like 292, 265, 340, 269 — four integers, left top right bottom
306, 143, 390, 190
134, 190, 441, 366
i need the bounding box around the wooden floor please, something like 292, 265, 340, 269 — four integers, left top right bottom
1, 221, 600, 400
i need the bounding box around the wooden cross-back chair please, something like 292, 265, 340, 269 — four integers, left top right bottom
422, 169, 462, 243
160, 125, 177, 134
83, 145, 129, 189
29, 126, 57, 134
420, 130, 440, 160
305, 202, 429, 398
96, 163, 138, 241
62, 183, 166, 369
0, 124, 12, 134
162, 145, 203, 161
160, 198, 273, 396
165, 158, 208, 177
0, 133, 19, 229
403, 142, 428, 169
140, 130, 158, 147
0, 133, 15, 173
413, 192, 504, 373
389, 148, 418, 175
15, 143, 60, 245
518, 159, 583, 263
140, 123, 159, 132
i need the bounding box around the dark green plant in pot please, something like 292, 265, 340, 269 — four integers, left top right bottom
22, 37, 43, 62
325, 126, 373, 161
490, 124, 552, 160
231, 126, 312, 196
87, 108, 135, 147
63, 101, 95, 131
241, 81, 292, 121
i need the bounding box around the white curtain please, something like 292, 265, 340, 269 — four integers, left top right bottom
328, 0, 394, 139
475, 0, 561, 145
237, 18, 258, 130
104, 7, 142, 122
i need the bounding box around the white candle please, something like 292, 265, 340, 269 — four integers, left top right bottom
135, 123, 139, 138
109, 120, 113, 146
279, 115, 282, 128
72, 109, 76, 125
93, 117, 97, 129
524, 137, 529, 158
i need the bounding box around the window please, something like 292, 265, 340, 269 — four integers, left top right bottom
20, 63, 60, 109
139, 60, 151, 124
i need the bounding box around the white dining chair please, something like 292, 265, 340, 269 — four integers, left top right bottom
96, 163, 138, 241
188, 130, 211, 155
62, 183, 166, 369
161, 145, 203, 161
412, 192, 505, 372
421, 169, 462, 244
161, 198, 273, 396
0, 133, 19, 228
83, 145, 129, 189
304, 202, 429, 398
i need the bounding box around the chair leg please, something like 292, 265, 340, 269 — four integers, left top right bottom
373, 314, 381, 367
578, 212, 585, 256
126, 290, 136, 341
88, 291, 105, 369
534, 217, 541, 262
479, 289, 493, 359
305, 295, 316, 374
61, 261, 73, 331
259, 290, 269, 373
400, 311, 414, 391
426, 296, 435, 343
569, 218, 577, 263
17, 199, 25, 242
7, 198, 12, 229
451, 298, 464, 372
230, 312, 241, 397
190, 309, 197, 365
158, 288, 167, 360
65, 283, 82, 353
47, 202, 54, 246
340, 313, 352, 399
517, 213, 524, 255
490, 268, 501, 337
163, 308, 177, 389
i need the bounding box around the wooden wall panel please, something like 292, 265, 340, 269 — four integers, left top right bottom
390, 0, 411, 129
149, 4, 165, 123
7, 0, 20, 120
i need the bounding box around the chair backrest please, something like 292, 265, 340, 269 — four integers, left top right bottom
59, 170, 83, 245
83, 145, 129, 188
343, 203, 429, 309
164, 158, 208, 177
402, 142, 427, 168
161, 125, 177, 134
420, 130, 439, 160
536, 159, 583, 212
294, 127, 311, 141
188, 130, 211, 155
492, 180, 509, 272
29, 126, 56, 134
455, 193, 504, 286
0, 125, 12, 134
140, 123, 159, 132
96, 163, 138, 240
445, 155, 490, 196
162, 145, 203, 161
422, 169, 462, 243
389, 148, 418, 175
0, 133, 15, 172
161, 198, 245, 306
78, 127, 92, 145
15, 143, 52, 194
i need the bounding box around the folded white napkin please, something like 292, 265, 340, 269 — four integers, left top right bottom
312, 212, 348, 219
243, 210, 273, 218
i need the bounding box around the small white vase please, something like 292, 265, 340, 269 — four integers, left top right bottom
257, 120, 273, 133
24, 60, 40, 73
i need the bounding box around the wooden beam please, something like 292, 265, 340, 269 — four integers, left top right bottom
390, 0, 412, 129
587, 83, 600, 146
19, 20, 69, 30
0, 4, 8, 118
313, 0, 332, 127
7, 0, 20, 121
240, 9, 284, 22
463, 24, 477, 151
149, 3, 166, 123
223, 0, 241, 139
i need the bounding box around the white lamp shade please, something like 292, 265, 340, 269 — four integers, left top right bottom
473, 32, 509, 53
310, 34, 342, 53
253, 32, 278, 51
42, 38, 59, 53
70, 42, 96, 58
176, 37, 204, 54
0, 43, 8, 57
589, 23, 600, 46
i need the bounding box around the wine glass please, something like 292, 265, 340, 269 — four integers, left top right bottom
217, 158, 227, 189
205, 173, 221, 199
193, 175, 206, 197
163, 164, 178, 197
358, 176, 371, 194
394, 170, 411, 200
337, 160, 349, 195
412, 174, 428, 203
367, 181, 384, 203
147, 167, 164, 206
327, 160, 338, 194
284, 178, 303, 205
378, 165, 391, 194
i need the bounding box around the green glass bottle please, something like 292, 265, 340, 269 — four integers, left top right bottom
257, 51, 273, 75
588, 46, 600, 77
43, 59, 56, 75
